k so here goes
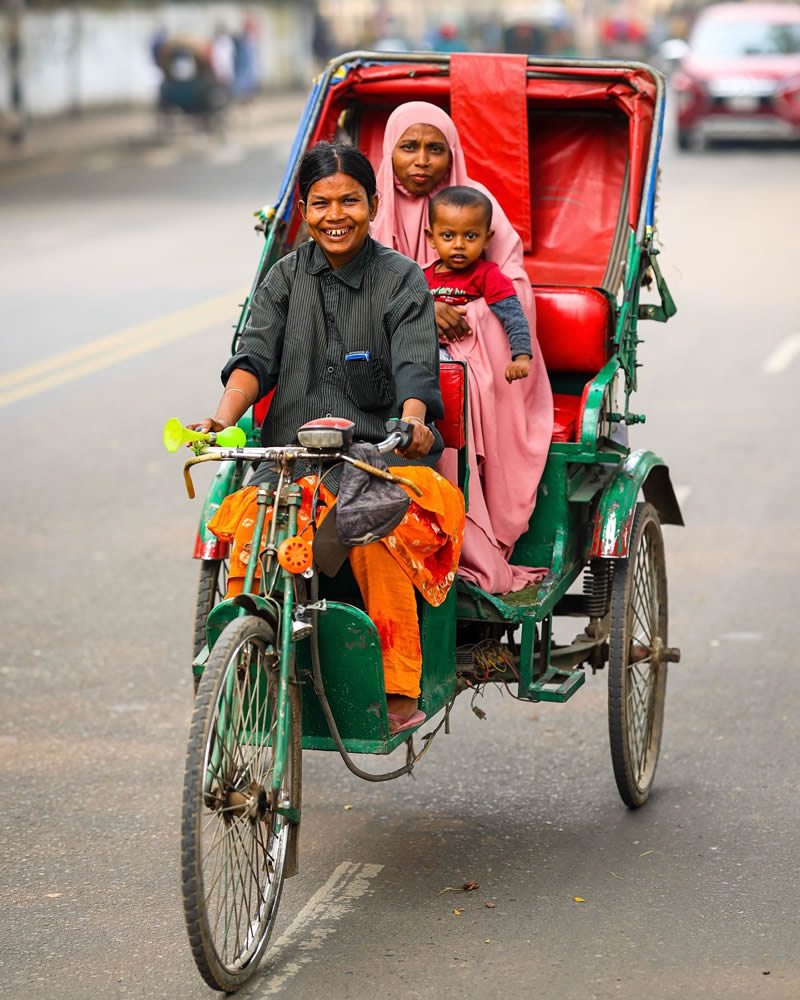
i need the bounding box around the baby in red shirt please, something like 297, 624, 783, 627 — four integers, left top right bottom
424, 185, 532, 383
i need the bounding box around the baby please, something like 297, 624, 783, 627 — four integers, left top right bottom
424, 185, 531, 383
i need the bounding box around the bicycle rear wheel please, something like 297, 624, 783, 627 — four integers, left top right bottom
181, 615, 301, 992
608, 503, 668, 808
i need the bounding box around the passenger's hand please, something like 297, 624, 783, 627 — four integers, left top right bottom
434, 301, 471, 342
505, 355, 531, 383
396, 419, 434, 460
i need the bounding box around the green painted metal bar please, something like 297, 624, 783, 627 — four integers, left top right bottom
241, 486, 272, 596
270, 487, 301, 796
527, 667, 586, 702
578, 357, 621, 450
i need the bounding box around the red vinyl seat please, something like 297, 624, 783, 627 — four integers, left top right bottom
533, 286, 612, 442
437, 361, 467, 450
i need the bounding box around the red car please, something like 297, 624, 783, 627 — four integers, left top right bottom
673, 2, 800, 148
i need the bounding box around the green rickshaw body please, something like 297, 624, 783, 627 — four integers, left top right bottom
194, 50, 682, 744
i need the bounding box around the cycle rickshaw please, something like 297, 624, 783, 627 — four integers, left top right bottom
168, 50, 683, 992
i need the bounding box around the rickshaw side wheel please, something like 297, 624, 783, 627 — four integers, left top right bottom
192, 558, 229, 686
607, 503, 669, 809
181, 615, 302, 992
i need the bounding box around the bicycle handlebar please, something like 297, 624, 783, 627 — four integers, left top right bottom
181, 425, 421, 500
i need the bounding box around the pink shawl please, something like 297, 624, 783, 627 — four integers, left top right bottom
372, 102, 554, 593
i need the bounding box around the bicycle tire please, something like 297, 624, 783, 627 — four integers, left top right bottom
181, 614, 301, 991
608, 503, 669, 809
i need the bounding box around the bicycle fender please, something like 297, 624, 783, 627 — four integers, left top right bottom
205, 594, 280, 653
591, 449, 683, 559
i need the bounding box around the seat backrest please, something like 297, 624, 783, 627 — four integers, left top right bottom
533, 286, 612, 374
438, 360, 467, 450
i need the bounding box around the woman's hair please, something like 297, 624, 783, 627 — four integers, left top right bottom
297, 141, 377, 203
428, 185, 493, 227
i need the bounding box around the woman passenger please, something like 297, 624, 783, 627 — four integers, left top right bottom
371, 102, 553, 594
189, 142, 464, 733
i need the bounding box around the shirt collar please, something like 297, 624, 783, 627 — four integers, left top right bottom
306, 237, 373, 289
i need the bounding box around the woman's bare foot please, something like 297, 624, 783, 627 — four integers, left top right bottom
386, 694, 418, 721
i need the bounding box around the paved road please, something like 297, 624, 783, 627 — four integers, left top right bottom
1, 106, 799, 1000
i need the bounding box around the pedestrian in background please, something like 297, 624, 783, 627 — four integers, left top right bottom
233, 16, 260, 102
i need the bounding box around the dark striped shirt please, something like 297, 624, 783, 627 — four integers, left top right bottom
222, 237, 443, 483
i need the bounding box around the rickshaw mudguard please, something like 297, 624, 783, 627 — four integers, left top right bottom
591, 449, 683, 558
203, 593, 281, 654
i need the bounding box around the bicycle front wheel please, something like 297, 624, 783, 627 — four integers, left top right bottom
181, 615, 301, 992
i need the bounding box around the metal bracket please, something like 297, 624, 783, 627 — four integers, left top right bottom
295, 599, 328, 616
638, 248, 677, 323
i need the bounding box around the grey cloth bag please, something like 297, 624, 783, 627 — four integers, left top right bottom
335, 442, 410, 547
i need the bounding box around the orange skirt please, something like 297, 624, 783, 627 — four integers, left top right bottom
207, 466, 464, 698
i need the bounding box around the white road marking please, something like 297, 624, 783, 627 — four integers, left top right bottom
762, 334, 800, 374
0, 288, 247, 407
674, 484, 691, 506
256, 861, 383, 996
720, 632, 763, 641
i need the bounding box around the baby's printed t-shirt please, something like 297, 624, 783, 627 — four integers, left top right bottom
424, 258, 532, 360
424, 258, 515, 306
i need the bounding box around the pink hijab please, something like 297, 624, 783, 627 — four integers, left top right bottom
372, 102, 554, 593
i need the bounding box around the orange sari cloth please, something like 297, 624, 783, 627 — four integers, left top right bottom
207, 467, 464, 698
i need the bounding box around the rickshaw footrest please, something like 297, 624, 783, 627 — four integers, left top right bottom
525, 667, 586, 703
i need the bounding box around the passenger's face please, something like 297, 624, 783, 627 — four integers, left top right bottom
426, 202, 493, 270
391, 124, 451, 197
300, 172, 378, 269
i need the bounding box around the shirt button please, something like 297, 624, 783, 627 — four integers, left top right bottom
327, 366, 334, 373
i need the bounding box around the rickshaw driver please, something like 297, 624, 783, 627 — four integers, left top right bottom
188, 142, 465, 734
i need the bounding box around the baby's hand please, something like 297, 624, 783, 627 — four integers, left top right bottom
505, 354, 530, 383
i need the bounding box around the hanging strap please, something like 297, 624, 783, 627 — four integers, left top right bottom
450, 53, 532, 252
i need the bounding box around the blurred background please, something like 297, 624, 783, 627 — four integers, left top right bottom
2, 2, 800, 998
0, 0, 706, 141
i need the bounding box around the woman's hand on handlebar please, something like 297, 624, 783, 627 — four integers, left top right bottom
434, 300, 471, 342
184, 418, 223, 447
396, 418, 434, 459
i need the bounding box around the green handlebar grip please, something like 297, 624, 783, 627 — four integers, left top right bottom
215, 425, 247, 448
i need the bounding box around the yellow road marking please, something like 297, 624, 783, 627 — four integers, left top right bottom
0, 289, 248, 408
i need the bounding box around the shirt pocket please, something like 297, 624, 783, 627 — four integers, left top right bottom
342, 351, 396, 411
